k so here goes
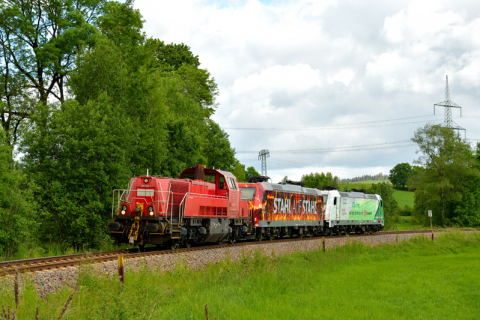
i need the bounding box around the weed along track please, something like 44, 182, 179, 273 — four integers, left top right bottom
2, 229, 478, 286
0, 230, 429, 275
1, 229, 478, 277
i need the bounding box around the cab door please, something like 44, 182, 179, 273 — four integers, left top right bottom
217, 175, 228, 198
335, 197, 340, 221
226, 177, 239, 217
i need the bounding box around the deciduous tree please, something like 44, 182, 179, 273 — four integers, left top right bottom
389, 162, 412, 189
0, 0, 104, 146
410, 124, 480, 227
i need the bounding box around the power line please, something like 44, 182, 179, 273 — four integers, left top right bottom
237, 140, 414, 154
224, 115, 445, 131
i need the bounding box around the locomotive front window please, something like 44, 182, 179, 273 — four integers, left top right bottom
240, 187, 256, 200
227, 177, 237, 189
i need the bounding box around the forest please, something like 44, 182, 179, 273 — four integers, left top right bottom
0, 0, 246, 256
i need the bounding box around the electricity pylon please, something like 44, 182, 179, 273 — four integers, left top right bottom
258, 149, 270, 176
434, 75, 465, 137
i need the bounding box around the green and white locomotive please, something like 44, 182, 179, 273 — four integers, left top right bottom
321, 189, 384, 235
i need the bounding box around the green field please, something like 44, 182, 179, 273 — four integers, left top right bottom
392, 189, 415, 208
339, 181, 415, 209
2, 231, 479, 319
338, 180, 386, 190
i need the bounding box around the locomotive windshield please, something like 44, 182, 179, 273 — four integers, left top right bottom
240, 187, 256, 200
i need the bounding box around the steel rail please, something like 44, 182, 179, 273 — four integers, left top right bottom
1, 229, 478, 276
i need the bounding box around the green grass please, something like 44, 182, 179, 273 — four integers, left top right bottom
393, 189, 415, 208
395, 216, 425, 230
2, 231, 479, 319
0, 241, 135, 262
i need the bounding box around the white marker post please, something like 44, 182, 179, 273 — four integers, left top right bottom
428, 210, 433, 241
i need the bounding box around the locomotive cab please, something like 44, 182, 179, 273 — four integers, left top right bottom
108, 165, 249, 248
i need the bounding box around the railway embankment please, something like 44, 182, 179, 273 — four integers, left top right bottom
1, 230, 478, 297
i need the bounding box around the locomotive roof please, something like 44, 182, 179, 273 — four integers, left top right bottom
178, 167, 237, 180
321, 189, 379, 200
261, 182, 321, 195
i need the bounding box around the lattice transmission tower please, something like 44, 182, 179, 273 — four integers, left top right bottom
434, 75, 465, 137
258, 149, 270, 176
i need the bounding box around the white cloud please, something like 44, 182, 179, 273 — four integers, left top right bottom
135, 0, 480, 179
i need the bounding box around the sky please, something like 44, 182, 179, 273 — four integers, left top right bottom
134, 0, 480, 183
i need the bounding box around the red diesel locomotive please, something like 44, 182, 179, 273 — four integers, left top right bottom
107, 165, 324, 248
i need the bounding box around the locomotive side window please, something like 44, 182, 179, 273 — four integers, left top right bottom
240, 187, 256, 200
334, 197, 337, 205
219, 176, 226, 189
180, 172, 216, 183
204, 174, 216, 183
181, 172, 194, 180
380, 200, 383, 207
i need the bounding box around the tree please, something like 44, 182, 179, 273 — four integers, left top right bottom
0, 0, 104, 147
245, 166, 260, 180
231, 161, 246, 182
389, 163, 412, 189
301, 172, 339, 189
21, 97, 132, 248
145, 38, 200, 71
410, 124, 480, 227
0, 129, 38, 256
367, 182, 399, 229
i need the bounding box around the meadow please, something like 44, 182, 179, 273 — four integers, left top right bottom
1, 231, 479, 319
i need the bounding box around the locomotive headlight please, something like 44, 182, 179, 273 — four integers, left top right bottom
122, 205, 127, 211
144, 178, 149, 183
148, 206, 154, 216
121, 210, 126, 215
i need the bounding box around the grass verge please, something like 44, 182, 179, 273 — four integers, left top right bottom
1, 231, 479, 319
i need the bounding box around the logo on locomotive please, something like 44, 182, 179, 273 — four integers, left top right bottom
273, 198, 317, 214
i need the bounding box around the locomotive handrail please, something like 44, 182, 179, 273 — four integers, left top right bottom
178, 193, 188, 229
111, 189, 174, 218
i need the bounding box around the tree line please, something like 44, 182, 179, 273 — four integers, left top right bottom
0, 0, 246, 256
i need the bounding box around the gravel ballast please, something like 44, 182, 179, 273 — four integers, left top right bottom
0, 231, 470, 297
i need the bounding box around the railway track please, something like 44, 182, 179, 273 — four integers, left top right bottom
1, 229, 477, 276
